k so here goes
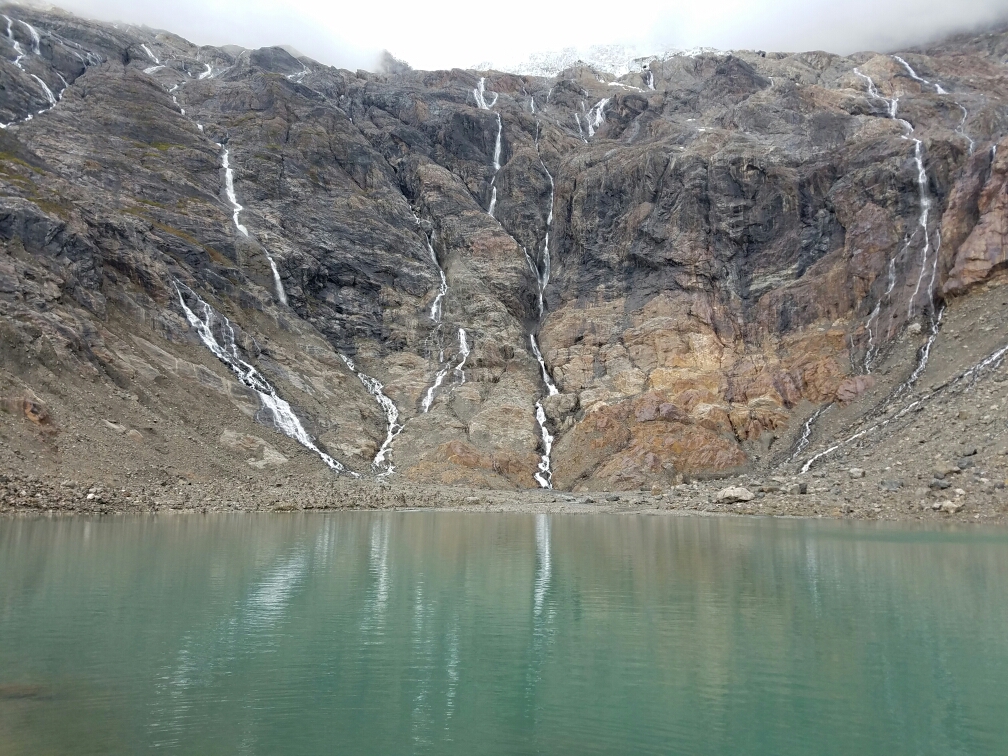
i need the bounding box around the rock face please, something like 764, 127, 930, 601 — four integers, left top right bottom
1, 3, 1007, 491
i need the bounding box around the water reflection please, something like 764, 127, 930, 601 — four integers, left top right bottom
0, 514, 1006, 756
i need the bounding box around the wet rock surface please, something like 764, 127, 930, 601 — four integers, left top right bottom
0, 4, 1007, 514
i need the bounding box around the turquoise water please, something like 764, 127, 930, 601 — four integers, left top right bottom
1, 513, 1006, 755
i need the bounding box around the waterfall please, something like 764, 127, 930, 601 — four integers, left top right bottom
646, 70, 655, 90
220, 146, 288, 305
286, 62, 309, 83
527, 124, 560, 488
454, 329, 470, 385
907, 139, 933, 320
198, 63, 213, 80
893, 55, 947, 94
585, 98, 609, 137
0, 14, 67, 121
414, 212, 454, 412
19, 19, 39, 55
957, 105, 975, 155
421, 363, 451, 413
788, 404, 832, 462
573, 113, 587, 143
140, 43, 159, 64
487, 114, 503, 217
340, 354, 403, 475
853, 68, 910, 131
473, 76, 497, 110
173, 281, 351, 474
853, 67, 936, 371
4, 16, 24, 69
802, 331, 1008, 473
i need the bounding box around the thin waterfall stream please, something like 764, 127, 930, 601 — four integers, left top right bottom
219, 146, 288, 306
173, 281, 352, 475
528, 123, 560, 489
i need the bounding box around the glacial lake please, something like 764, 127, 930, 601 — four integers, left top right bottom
1, 513, 1006, 755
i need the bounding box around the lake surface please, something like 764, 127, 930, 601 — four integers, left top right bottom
1, 513, 1006, 755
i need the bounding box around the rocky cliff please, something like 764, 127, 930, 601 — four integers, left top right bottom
1, 3, 1007, 493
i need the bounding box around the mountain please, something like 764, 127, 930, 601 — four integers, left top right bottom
0, 2, 1006, 498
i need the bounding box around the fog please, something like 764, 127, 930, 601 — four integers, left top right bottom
31, 0, 1008, 71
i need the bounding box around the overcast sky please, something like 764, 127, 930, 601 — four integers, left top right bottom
41, 0, 1008, 71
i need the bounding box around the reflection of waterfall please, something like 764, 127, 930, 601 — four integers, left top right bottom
219, 147, 288, 306
533, 514, 551, 618
173, 281, 351, 474
152, 543, 310, 742
445, 616, 460, 719
524, 513, 555, 708
340, 354, 403, 475
362, 518, 391, 639
247, 549, 309, 628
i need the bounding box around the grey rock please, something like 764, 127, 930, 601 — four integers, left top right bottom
716, 486, 755, 504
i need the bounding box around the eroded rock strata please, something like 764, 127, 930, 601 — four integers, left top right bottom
1, 3, 1007, 493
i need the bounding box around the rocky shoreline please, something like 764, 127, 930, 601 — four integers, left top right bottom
3, 461, 1005, 522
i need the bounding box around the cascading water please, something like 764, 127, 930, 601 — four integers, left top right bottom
528, 123, 560, 488
173, 281, 351, 474
3, 15, 25, 69
573, 113, 587, 143
893, 55, 946, 95
585, 98, 609, 137
853, 68, 908, 130
19, 19, 39, 55
219, 146, 288, 306
140, 43, 159, 64
788, 404, 831, 462
488, 113, 502, 217
957, 104, 975, 155
339, 354, 403, 475
906, 139, 933, 320
414, 212, 453, 413
0, 15, 67, 126
799, 330, 1008, 474
454, 329, 470, 384
286, 62, 309, 83
198, 63, 213, 80
29, 74, 55, 107
853, 67, 938, 371
646, 70, 655, 90
473, 77, 497, 110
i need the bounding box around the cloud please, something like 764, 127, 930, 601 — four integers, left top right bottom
39, 0, 1008, 71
